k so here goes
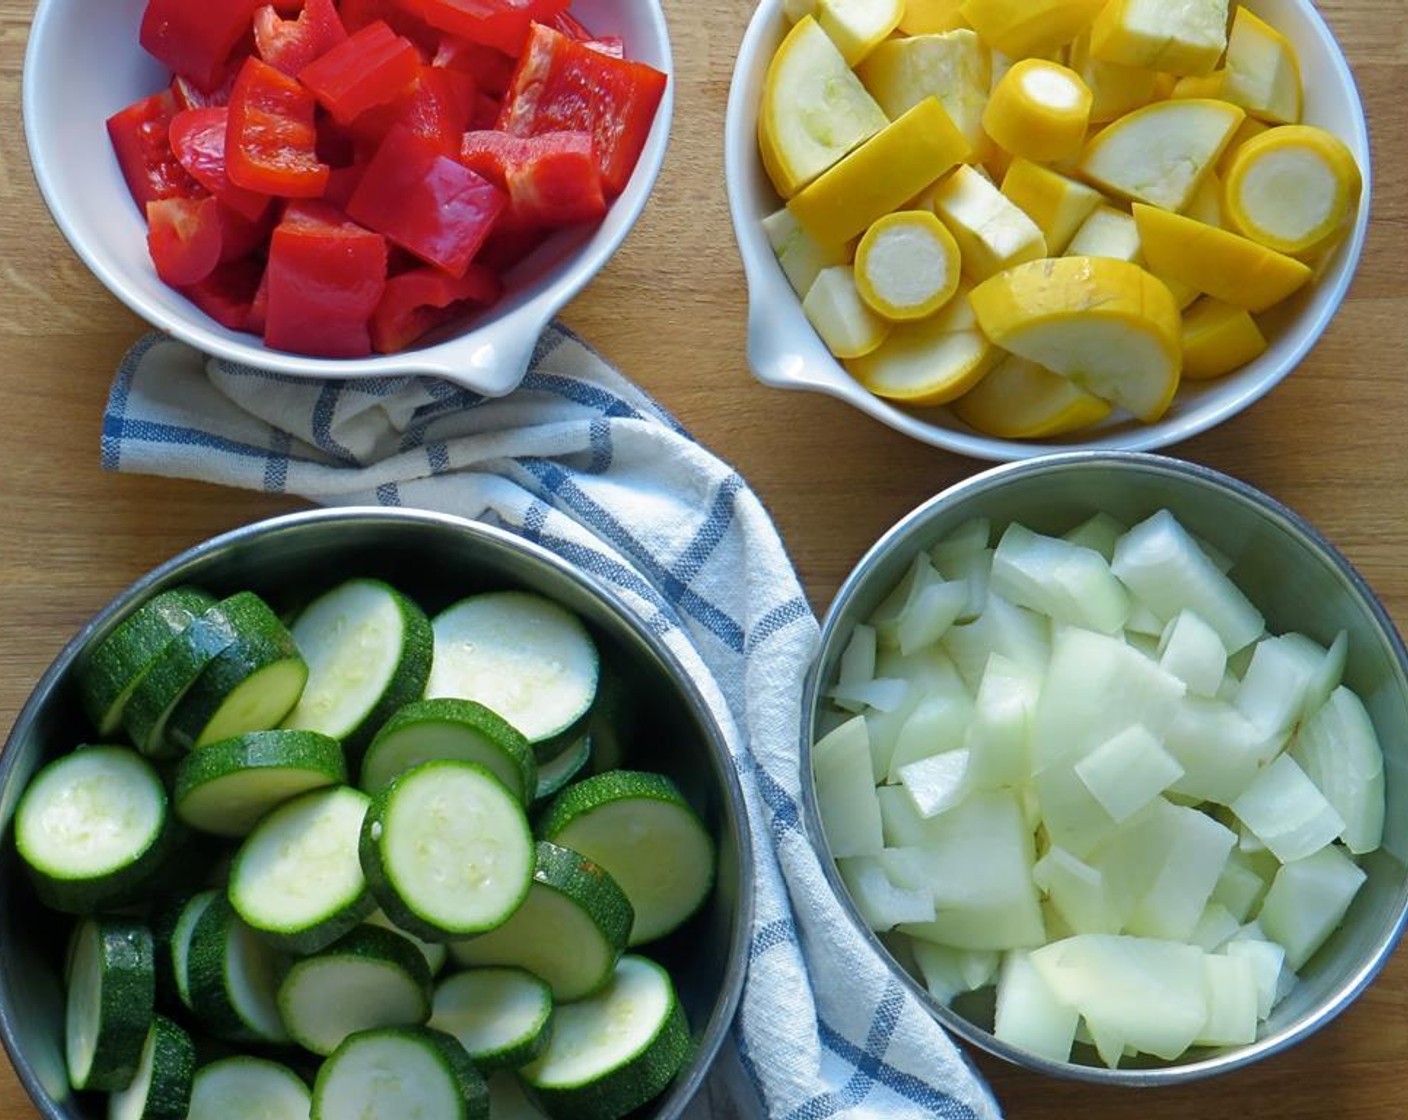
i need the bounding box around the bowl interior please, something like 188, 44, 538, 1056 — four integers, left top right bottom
0, 509, 748, 1118
725, 0, 1372, 460
22, 0, 673, 387
802, 454, 1408, 1083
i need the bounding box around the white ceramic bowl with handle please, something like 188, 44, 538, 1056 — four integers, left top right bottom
23, 0, 673, 395
725, 0, 1371, 460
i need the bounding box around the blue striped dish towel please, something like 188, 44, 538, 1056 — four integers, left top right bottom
102, 327, 1003, 1120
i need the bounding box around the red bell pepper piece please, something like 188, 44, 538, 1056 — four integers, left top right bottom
369, 263, 502, 352
433, 36, 516, 96
146, 196, 224, 287
225, 56, 330, 197
403, 0, 569, 55
169, 107, 272, 221
497, 23, 667, 197
337, 0, 441, 55
140, 0, 263, 92
583, 37, 625, 59
106, 90, 204, 209
297, 21, 421, 124
264, 201, 388, 357
171, 72, 237, 112
459, 130, 605, 227
549, 10, 593, 40
216, 202, 276, 262
247, 268, 271, 334
322, 162, 369, 210
470, 92, 501, 131
182, 257, 266, 330
347, 125, 507, 277
252, 0, 348, 77
346, 64, 471, 156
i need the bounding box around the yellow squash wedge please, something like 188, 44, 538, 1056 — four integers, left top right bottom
1181, 298, 1268, 380
762, 207, 853, 297
955, 352, 1113, 437
983, 59, 1093, 164
1068, 31, 1159, 123
958, 0, 1107, 59
930, 163, 1048, 281
802, 265, 892, 359
846, 284, 998, 404
969, 256, 1183, 422
815, 0, 905, 66
1001, 159, 1103, 255
1221, 7, 1302, 125
1079, 98, 1246, 212
788, 97, 970, 247
856, 29, 992, 156
1223, 125, 1362, 258
899, 0, 969, 35
1064, 204, 1141, 262
1132, 203, 1313, 312
758, 16, 889, 199
1089, 0, 1230, 77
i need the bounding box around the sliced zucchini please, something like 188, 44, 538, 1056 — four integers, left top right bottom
538, 771, 715, 946
312, 1027, 488, 1120
230, 785, 373, 954
16, 745, 170, 914
277, 925, 433, 1057
78, 587, 217, 737
65, 917, 155, 1092
365, 908, 448, 976
169, 889, 220, 1013
360, 761, 534, 941
360, 698, 537, 806
448, 841, 632, 1002
428, 967, 553, 1071
107, 1014, 195, 1120
187, 1056, 311, 1120
426, 591, 599, 759
121, 593, 261, 758
282, 578, 433, 756
520, 955, 691, 1120
186, 895, 289, 1045
173, 730, 348, 838
165, 594, 308, 752
486, 1071, 551, 1120
535, 735, 592, 802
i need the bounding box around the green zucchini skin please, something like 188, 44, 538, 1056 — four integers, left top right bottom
428, 967, 553, 1072
359, 698, 537, 806
533, 735, 592, 802
165, 595, 308, 752
276, 925, 433, 1057
173, 730, 348, 838
185, 895, 290, 1046
312, 1027, 489, 1120
283, 578, 434, 763
107, 1014, 196, 1120
77, 588, 217, 737
65, 917, 156, 1092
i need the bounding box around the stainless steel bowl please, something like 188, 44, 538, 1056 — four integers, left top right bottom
801, 451, 1408, 1084
0, 507, 751, 1117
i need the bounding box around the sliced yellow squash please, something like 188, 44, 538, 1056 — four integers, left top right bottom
899, 0, 969, 35
802, 265, 892, 359
1223, 125, 1362, 258
1181, 298, 1269, 380
846, 284, 998, 404
983, 59, 1093, 164
969, 256, 1183, 422
1068, 31, 1159, 123
815, 0, 905, 66
1079, 98, 1246, 212
1132, 203, 1313, 312
1001, 159, 1103, 255
788, 97, 971, 247
954, 352, 1113, 437
856, 29, 992, 155
854, 210, 962, 321
762, 207, 853, 297
1064, 204, 1141, 262
1089, 0, 1230, 77
958, 0, 1106, 59
758, 16, 889, 199
1221, 7, 1302, 125
930, 164, 1048, 281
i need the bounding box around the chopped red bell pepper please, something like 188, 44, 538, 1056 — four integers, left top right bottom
146, 196, 224, 287
225, 56, 330, 196
246, 268, 271, 334
182, 256, 266, 330
459, 130, 604, 227
470, 92, 501, 130
106, 90, 204, 208
169, 107, 272, 221
264, 201, 388, 357
347, 124, 507, 277
298, 20, 421, 124
216, 202, 276, 262
171, 72, 237, 112
337, 0, 441, 55
432, 35, 516, 96
140, 0, 263, 92
497, 22, 666, 196
403, 0, 569, 56
549, 9, 593, 40
322, 162, 369, 210
369, 263, 502, 352
346, 64, 471, 155
252, 0, 347, 77
583, 36, 625, 59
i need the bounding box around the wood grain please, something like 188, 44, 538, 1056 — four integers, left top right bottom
1, 0, 1406, 1116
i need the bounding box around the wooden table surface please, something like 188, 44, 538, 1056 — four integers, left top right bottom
2, 0, 1406, 1116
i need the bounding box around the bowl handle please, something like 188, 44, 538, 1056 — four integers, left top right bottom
402, 313, 548, 397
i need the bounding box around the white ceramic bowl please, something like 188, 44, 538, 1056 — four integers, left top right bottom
23, 0, 673, 395
725, 1, 1371, 460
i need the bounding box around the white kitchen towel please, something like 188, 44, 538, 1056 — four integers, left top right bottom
102, 327, 1003, 1120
